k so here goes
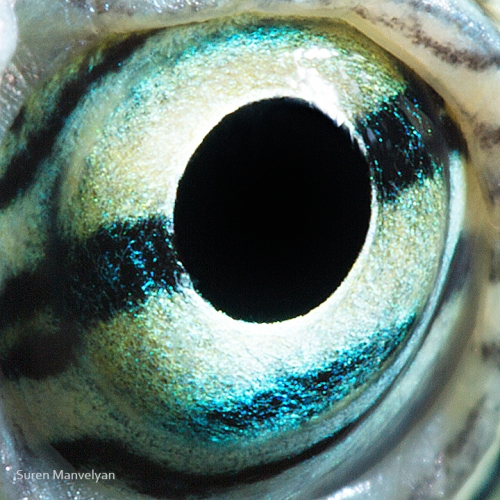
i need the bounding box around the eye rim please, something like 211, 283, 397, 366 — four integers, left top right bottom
0, 13, 458, 482
0, 0, 498, 500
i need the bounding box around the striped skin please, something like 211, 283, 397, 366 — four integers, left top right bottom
0, 1, 499, 500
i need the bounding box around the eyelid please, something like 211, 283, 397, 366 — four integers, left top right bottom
478, 0, 500, 25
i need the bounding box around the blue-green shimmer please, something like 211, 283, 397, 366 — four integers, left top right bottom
186, 317, 416, 440
362, 94, 447, 200
0, 16, 457, 477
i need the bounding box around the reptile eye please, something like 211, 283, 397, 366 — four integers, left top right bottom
0, 1, 499, 500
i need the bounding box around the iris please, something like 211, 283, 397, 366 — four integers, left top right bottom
0, 2, 498, 499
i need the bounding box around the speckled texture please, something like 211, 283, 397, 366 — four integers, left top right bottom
0, 17, 458, 477
1, 1, 498, 499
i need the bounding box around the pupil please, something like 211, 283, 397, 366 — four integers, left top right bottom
174, 97, 371, 323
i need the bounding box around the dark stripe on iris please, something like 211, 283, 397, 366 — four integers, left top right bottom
0, 271, 51, 331
0, 262, 81, 380
0, 273, 77, 380
0, 174, 62, 333
0, 32, 153, 209
360, 83, 461, 199
0, 216, 182, 380
62, 216, 183, 326
401, 66, 466, 154
187, 316, 415, 437
1, 319, 79, 380
52, 427, 350, 499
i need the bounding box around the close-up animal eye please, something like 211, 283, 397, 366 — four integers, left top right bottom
0, 0, 499, 499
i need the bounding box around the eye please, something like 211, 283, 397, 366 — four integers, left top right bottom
0, 1, 499, 500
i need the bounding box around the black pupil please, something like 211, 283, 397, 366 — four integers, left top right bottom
174, 97, 371, 323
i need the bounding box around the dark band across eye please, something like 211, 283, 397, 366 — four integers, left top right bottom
0, 34, 153, 210
0, 14, 466, 496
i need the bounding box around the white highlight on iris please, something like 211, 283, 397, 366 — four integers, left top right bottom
290, 47, 351, 133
